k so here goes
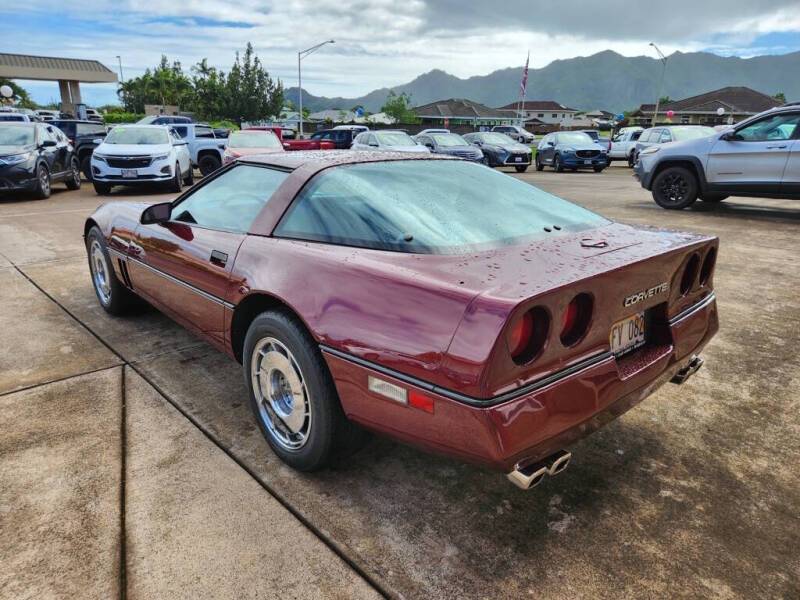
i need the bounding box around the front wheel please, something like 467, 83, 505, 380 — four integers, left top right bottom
515, 165, 529, 173
65, 157, 81, 190
535, 154, 544, 171
33, 164, 51, 199
93, 181, 111, 195
553, 154, 564, 172
198, 154, 221, 176
86, 227, 138, 315
81, 154, 93, 181
652, 166, 699, 210
169, 163, 183, 193
243, 311, 366, 471
627, 152, 635, 168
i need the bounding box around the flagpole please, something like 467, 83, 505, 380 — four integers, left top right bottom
516, 51, 530, 128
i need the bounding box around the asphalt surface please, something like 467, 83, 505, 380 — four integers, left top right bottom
0, 165, 798, 599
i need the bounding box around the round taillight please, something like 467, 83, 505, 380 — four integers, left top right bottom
680, 253, 700, 295
700, 248, 716, 286
560, 293, 593, 346
506, 307, 550, 365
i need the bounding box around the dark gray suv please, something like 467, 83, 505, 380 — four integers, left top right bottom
634, 106, 800, 209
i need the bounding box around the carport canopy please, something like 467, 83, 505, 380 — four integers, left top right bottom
0, 52, 117, 114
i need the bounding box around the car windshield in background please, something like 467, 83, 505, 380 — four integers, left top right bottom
0, 125, 34, 146
275, 160, 609, 253
670, 126, 716, 141
376, 132, 416, 146
481, 133, 515, 144
229, 131, 281, 148
430, 133, 469, 147
558, 132, 593, 145
105, 127, 169, 145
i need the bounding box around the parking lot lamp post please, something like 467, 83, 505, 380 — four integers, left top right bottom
115, 55, 124, 84
649, 42, 668, 126
298, 40, 335, 138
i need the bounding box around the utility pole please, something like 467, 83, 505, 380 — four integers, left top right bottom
649, 42, 668, 127
115, 55, 125, 84
297, 40, 335, 138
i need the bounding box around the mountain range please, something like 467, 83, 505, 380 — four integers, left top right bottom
284, 50, 800, 114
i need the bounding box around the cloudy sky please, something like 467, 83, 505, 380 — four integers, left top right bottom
3, 0, 800, 106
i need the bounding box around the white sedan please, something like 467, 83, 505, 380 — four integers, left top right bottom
90, 124, 192, 195
351, 130, 430, 153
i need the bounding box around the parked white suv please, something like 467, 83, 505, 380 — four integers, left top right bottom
608, 126, 643, 167
634, 105, 800, 209
91, 124, 192, 195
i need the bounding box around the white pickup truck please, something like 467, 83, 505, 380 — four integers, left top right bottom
608, 127, 643, 167
169, 123, 227, 175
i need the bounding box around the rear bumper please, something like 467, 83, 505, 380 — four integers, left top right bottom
324, 293, 718, 472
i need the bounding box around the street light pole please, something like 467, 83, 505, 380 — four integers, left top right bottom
298, 40, 335, 138
649, 42, 668, 127
115, 55, 125, 84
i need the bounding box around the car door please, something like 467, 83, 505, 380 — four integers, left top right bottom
780, 128, 800, 194
706, 111, 800, 191
539, 134, 555, 163
170, 129, 190, 174
44, 125, 68, 174
36, 124, 60, 173
128, 163, 289, 345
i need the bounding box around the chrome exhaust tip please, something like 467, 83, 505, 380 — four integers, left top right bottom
671, 355, 704, 385
507, 450, 572, 490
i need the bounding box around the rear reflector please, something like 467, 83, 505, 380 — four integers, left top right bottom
408, 390, 434, 414
368, 376, 407, 404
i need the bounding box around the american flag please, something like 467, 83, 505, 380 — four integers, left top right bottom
520, 52, 530, 96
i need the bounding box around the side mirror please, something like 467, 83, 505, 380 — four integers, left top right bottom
425, 143, 433, 149
547, 141, 555, 147
473, 140, 482, 146
41, 139, 57, 148
720, 131, 741, 141
140, 202, 172, 225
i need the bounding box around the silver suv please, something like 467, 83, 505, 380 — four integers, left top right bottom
634, 105, 800, 209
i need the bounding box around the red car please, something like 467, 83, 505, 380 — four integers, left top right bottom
84, 152, 718, 489
244, 126, 335, 151
223, 129, 284, 165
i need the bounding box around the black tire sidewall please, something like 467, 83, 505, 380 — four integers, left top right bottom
65, 157, 81, 190
554, 154, 563, 172
243, 311, 339, 471
515, 165, 528, 173
81, 154, 93, 181
171, 163, 183, 192
653, 166, 699, 209
199, 155, 220, 176
34, 164, 51, 199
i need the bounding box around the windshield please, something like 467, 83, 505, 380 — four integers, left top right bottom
105, 127, 169, 145
557, 132, 593, 145
275, 160, 609, 253
375, 132, 416, 146
430, 133, 468, 147
229, 130, 281, 148
671, 126, 716, 141
0, 125, 34, 146
480, 132, 515, 144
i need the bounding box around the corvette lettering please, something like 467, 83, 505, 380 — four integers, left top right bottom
624, 282, 669, 307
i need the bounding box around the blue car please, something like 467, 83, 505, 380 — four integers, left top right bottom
535, 131, 608, 173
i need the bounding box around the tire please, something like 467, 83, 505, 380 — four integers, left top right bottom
700, 194, 728, 203
33, 164, 51, 199
652, 166, 699, 210
81, 154, 93, 181
243, 310, 365, 471
183, 164, 194, 186
593, 166, 604, 173
535, 154, 544, 171
93, 181, 111, 195
515, 165, 529, 173
553, 154, 564, 172
169, 163, 183, 193
85, 227, 138, 315
627, 152, 635, 168
65, 157, 81, 190
198, 154, 221, 176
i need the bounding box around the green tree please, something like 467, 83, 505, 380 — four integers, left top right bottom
658, 96, 672, 105
380, 91, 418, 123
224, 42, 283, 123
0, 78, 36, 109
774, 92, 786, 104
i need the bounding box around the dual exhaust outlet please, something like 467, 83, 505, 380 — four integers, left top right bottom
507, 449, 571, 490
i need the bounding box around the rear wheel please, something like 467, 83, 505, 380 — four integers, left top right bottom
183, 164, 194, 186
198, 154, 221, 176
627, 151, 635, 168
243, 311, 367, 471
86, 227, 138, 315
652, 166, 699, 210
515, 165, 528, 173
81, 154, 93, 181
93, 181, 111, 195
553, 154, 564, 172
33, 164, 51, 199
65, 157, 81, 190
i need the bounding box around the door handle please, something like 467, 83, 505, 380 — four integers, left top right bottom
766, 145, 787, 149
210, 250, 228, 267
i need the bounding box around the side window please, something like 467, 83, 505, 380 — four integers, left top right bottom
172, 126, 188, 138
171, 165, 287, 232
367, 134, 377, 146
631, 131, 642, 141
195, 126, 214, 138
418, 135, 431, 146
353, 133, 365, 145
735, 113, 800, 141
659, 130, 672, 143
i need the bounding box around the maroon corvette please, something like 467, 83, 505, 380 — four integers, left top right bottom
84, 151, 718, 489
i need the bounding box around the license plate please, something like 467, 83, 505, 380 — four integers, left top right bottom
121, 169, 138, 178
610, 313, 646, 357
584, 160, 592, 165
515, 156, 523, 162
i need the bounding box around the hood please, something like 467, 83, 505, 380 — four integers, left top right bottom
96, 142, 172, 156
381, 145, 430, 153
557, 141, 601, 151
0, 144, 34, 156
228, 146, 284, 156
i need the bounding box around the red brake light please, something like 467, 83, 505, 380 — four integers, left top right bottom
560, 293, 593, 346
680, 253, 701, 295
699, 247, 716, 286
507, 312, 533, 357
507, 307, 550, 365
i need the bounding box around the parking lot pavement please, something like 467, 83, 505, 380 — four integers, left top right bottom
1, 168, 799, 599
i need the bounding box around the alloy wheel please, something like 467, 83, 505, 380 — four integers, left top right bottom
250, 337, 312, 451
658, 172, 689, 205
90, 240, 112, 304
39, 167, 50, 195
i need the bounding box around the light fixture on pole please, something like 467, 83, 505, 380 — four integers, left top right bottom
115, 55, 125, 84
649, 42, 668, 127
298, 40, 335, 138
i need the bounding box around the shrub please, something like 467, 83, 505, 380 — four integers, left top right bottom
103, 112, 144, 124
